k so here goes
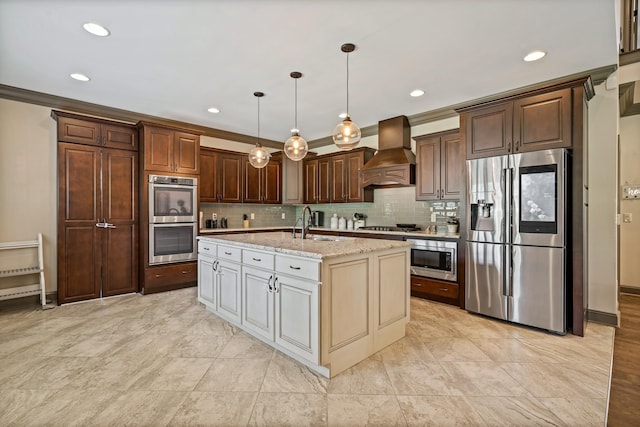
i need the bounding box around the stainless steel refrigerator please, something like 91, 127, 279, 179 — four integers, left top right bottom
466, 148, 567, 334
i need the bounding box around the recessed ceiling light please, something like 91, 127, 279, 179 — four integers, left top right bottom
83, 22, 110, 37
70, 73, 90, 82
524, 51, 546, 62
338, 112, 347, 119
207, 107, 220, 114
410, 89, 425, 97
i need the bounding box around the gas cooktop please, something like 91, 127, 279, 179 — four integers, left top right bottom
358, 225, 421, 232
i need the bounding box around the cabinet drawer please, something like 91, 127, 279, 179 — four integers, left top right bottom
198, 240, 216, 256
145, 262, 197, 289
276, 254, 320, 280
217, 244, 242, 263
243, 249, 274, 270
411, 276, 458, 299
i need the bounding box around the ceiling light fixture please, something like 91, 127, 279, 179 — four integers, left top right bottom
410, 89, 425, 97
248, 91, 270, 169
70, 73, 90, 82
83, 22, 110, 37
283, 71, 308, 161
207, 107, 220, 114
332, 43, 361, 151
338, 113, 347, 119
524, 51, 546, 62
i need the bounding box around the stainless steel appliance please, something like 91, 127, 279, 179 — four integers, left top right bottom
148, 175, 197, 223
406, 238, 457, 281
311, 210, 324, 227
148, 174, 198, 265
149, 223, 198, 265
466, 148, 567, 334
353, 213, 366, 229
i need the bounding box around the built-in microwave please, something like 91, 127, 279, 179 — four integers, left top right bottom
149, 222, 197, 265
406, 238, 457, 282
149, 175, 197, 223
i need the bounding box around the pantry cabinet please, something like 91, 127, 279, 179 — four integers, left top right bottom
415, 129, 462, 200
139, 122, 200, 174
462, 87, 572, 159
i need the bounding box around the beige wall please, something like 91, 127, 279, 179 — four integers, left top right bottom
588, 81, 619, 315
619, 114, 640, 288
0, 99, 57, 293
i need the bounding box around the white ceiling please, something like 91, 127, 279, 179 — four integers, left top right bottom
0, 0, 617, 145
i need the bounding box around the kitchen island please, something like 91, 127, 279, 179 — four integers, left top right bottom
197, 231, 411, 377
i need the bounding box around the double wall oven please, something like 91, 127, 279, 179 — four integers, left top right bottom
148, 175, 198, 265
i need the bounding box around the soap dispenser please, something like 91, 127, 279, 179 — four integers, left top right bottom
330, 213, 338, 230
338, 216, 346, 230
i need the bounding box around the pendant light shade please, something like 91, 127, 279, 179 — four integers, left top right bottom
333, 43, 361, 150
284, 71, 308, 161
249, 91, 270, 169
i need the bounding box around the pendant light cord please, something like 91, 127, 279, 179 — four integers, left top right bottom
346, 52, 350, 116
257, 96, 260, 146
294, 77, 298, 130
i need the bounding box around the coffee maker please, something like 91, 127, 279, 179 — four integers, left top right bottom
353, 213, 367, 229
311, 210, 324, 227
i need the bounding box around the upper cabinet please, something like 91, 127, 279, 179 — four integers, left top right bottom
243, 154, 282, 204
303, 148, 374, 204
415, 130, 462, 201
53, 111, 137, 151
282, 155, 304, 205
138, 123, 200, 174
462, 87, 572, 159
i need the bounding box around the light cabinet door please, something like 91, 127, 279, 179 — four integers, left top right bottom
274, 275, 319, 363
241, 266, 275, 340
198, 256, 216, 307
216, 259, 242, 323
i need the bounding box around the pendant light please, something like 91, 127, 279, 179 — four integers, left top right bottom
249, 91, 270, 169
332, 43, 361, 150
283, 71, 308, 161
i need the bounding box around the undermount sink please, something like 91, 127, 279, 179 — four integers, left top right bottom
309, 235, 353, 242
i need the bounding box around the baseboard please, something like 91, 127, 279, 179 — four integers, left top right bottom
0, 291, 57, 309
620, 285, 640, 295
587, 308, 619, 327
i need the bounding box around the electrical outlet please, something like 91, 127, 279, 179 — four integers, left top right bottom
250, 213, 255, 220
623, 213, 632, 223
212, 213, 217, 220
281, 212, 286, 219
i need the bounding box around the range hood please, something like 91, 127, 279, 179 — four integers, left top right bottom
361, 115, 415, 187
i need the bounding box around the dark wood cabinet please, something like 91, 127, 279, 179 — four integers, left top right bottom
410, 275, 459, 306
304, 148, 374, 204
199, 148, 242, 203
282, 155, 304, 204
243, 154, 282, 204
304, 159, 319, 204
139, 123, 200, 173
144, 261, 197, 292
463, 88, 572, 159
415, 130, 462, 200
54, 112, 138, 150
57, 142, 138, 304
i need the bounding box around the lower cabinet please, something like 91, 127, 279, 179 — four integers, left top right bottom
144, 262, 197, 293
410, 275, 459, 306
241, 265, 275, 340
197, 255, 215, 305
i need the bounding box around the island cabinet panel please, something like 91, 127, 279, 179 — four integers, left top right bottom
325, 259, 370, 350
216, 258, 242, 323
198, 252, 216, 306
275, 274, 319, 362
241, 265, 275, 341
377, 251, 409, 326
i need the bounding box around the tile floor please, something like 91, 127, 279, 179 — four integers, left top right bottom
0, 288, 614, 426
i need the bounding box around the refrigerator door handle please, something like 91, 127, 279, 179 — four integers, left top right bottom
502, 244, 509, 297
505, 167, 513, 244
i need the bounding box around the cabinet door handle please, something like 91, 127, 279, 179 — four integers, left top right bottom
414, 283, 422, 287
441, 188, 444, 199
274, 277, 279, 293
224, 251, 232, 255
436, 189, 440, 198
439, 288, 449, 292
507, 141, 512, 153
181, 270, 191, 274
252, 257, 262, 262
268, 275, 273, 292
289, 265, 301, 270
203, 247, 210, 251
154, 274, 164, 278
515, 140, 520, 152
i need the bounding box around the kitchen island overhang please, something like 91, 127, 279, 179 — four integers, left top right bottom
197, 231, 411, 377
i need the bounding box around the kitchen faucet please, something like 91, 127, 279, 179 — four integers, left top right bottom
301, 205, 312, 240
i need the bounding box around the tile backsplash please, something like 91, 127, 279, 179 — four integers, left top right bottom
201, 187, 459, 232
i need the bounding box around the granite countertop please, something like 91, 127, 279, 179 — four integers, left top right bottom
309, 227, 460, 240
200, 226, 459, 240
198, 231, 411, 259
